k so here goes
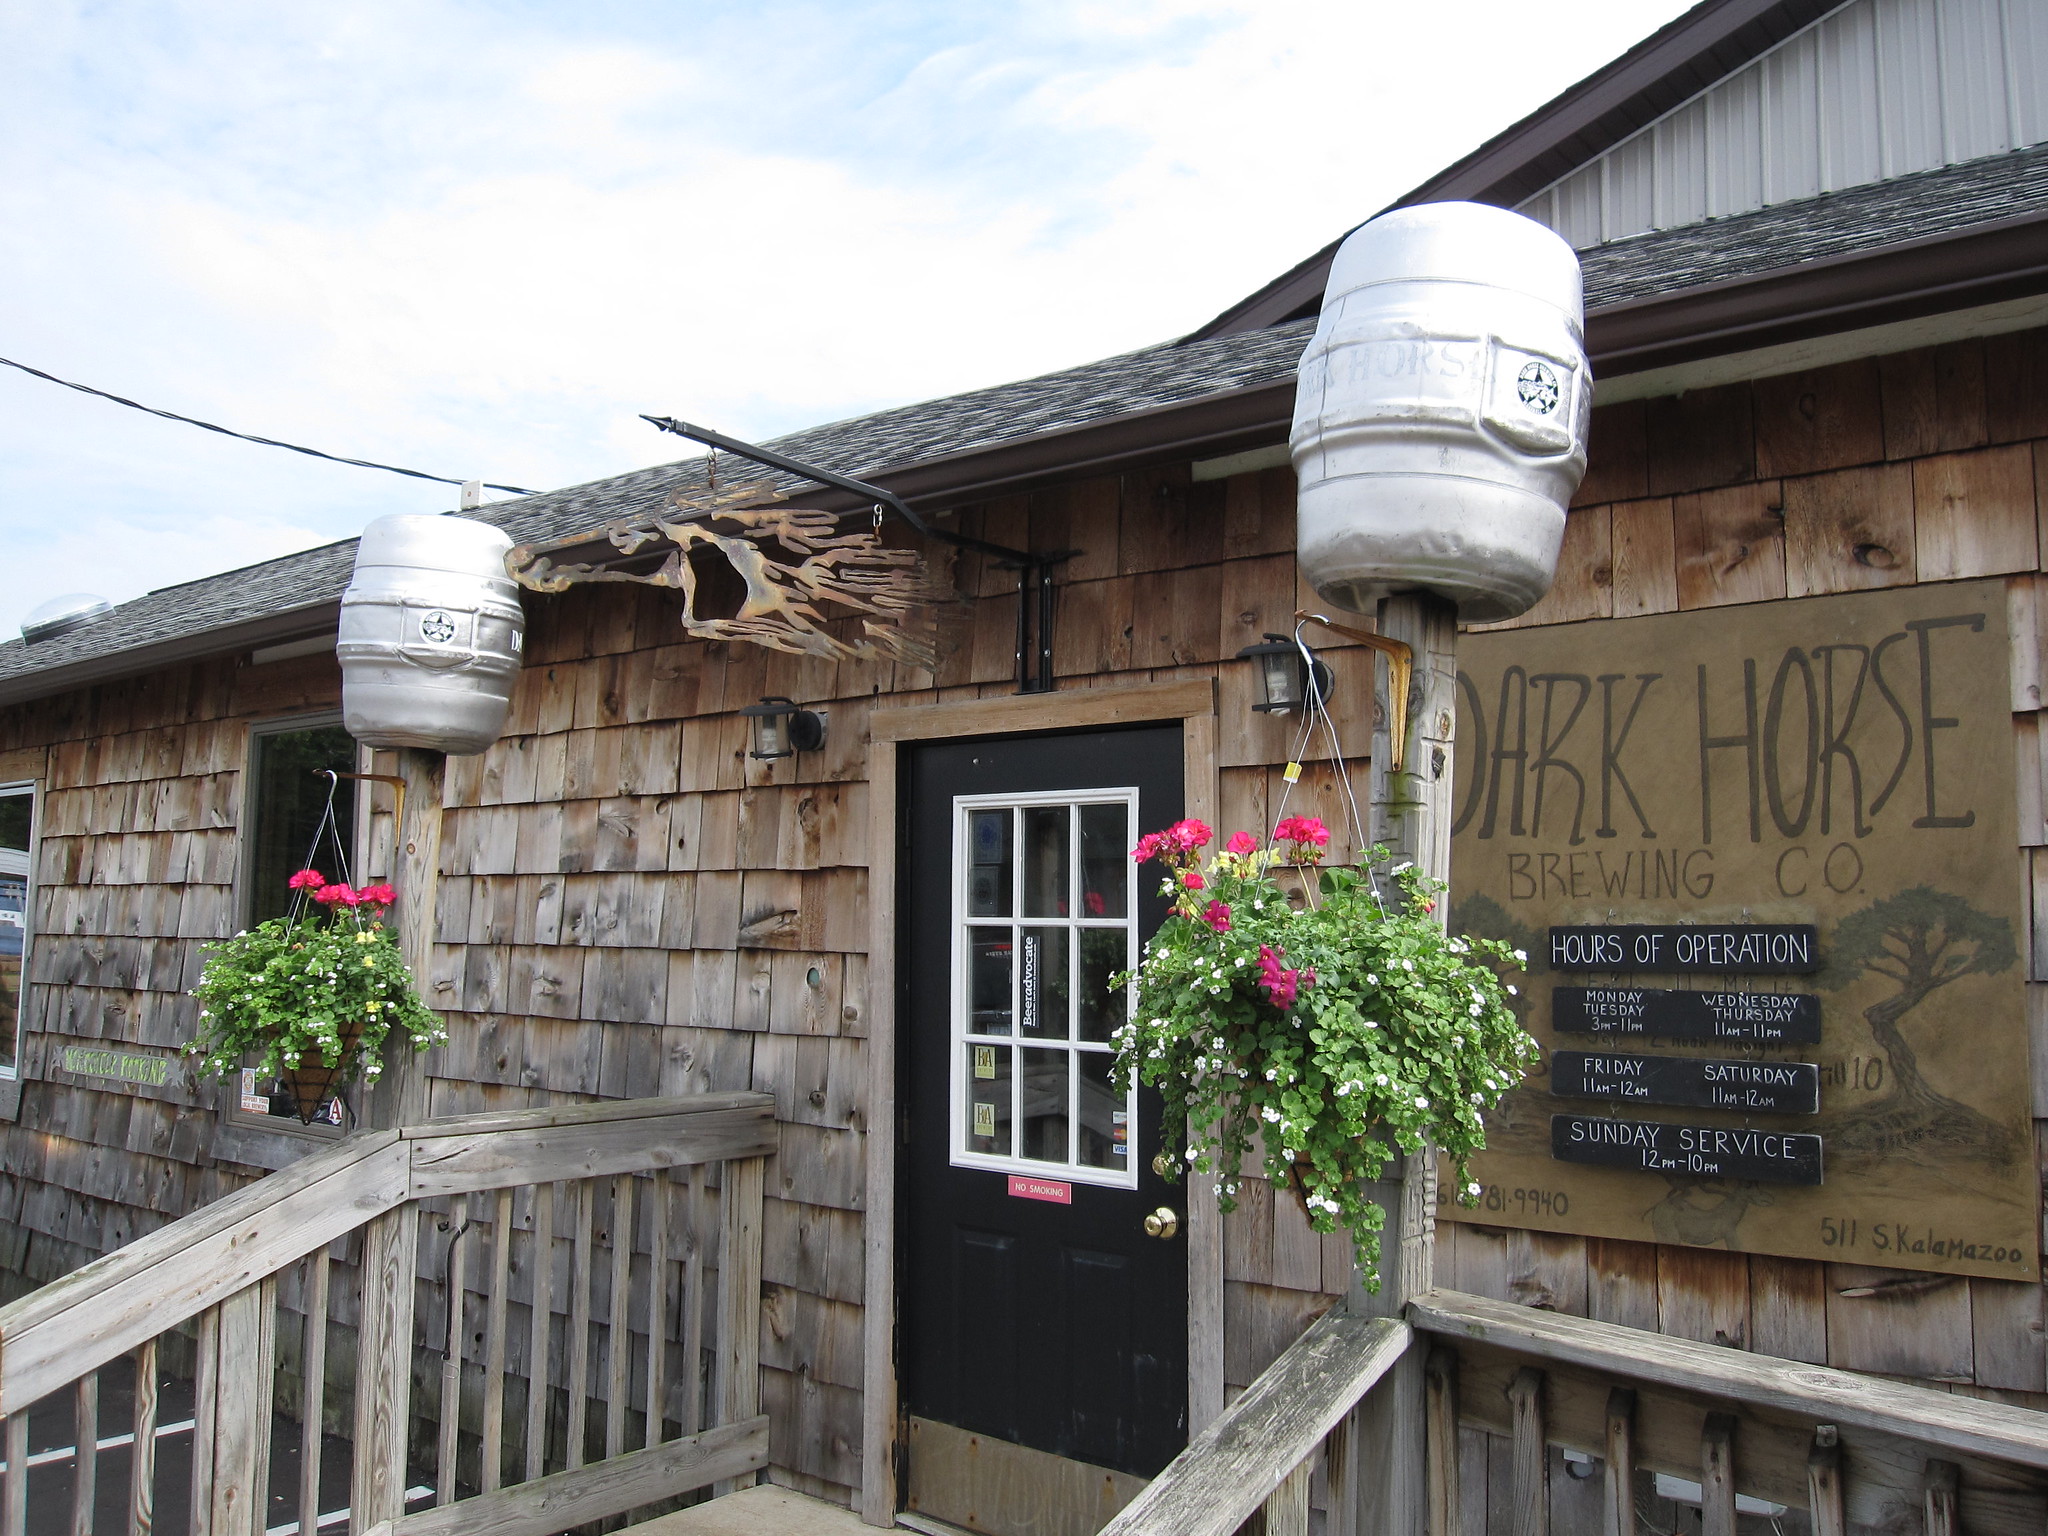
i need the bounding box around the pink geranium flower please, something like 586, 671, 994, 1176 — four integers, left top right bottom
314, 883, 363, 907
287, 868, 326, 891
1166, 818, 1213, 852
1201, 900, 1232, 933
1225, 831, 1257, 855
358, 883, 398, 909
1180, 871, 1205, 891
1256, 943, 1307, 1010
1273, 815, 1331, 864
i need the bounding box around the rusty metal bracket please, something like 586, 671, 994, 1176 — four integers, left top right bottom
332, 770, 406, 827
1294, 610, 1415, 766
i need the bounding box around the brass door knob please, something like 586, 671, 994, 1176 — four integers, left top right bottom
1142, 1207, 1180, 1241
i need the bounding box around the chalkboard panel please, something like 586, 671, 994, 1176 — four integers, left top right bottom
1551, 1051, 1820, 1114
1552, 1115, 1823, 1184
1552, 987, 1822, 1044
1548, 925, 1820, 973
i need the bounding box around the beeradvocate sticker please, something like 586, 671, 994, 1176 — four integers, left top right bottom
1551, 1114, 1822, 1185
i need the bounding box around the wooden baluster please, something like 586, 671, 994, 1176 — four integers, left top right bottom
438, 1197, 472, 1506
525, 1183, 555, 1484
680, 1176, 705, 1437
1806, 1426, 1844, 1536
568, 1179, 594, 1470
1601, 1388, 1635, 1536
1423, 1350, 1458, 1536
352, 1203, 420, 1536
481, 1187, 512, 1493
298, 1250, 331, 1536
1265, 1458, 1313, 1536
210, 1278, 278, 1536
1507, 1367, 1547, 1536
129, 1338, 157, 1536
1326, 1406, 1361, 1536
1699, 1413, 1736, 1536
189, 1304, 219, 1536
4, 1405, 28, 1536
645, 1172, 669, 1451
1923, 1459, 1960, 1536
606, 1173, 634, 1461
71, 1371, 98, 1536
713, 1155, 765, 1497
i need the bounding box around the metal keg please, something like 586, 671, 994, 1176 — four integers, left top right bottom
338, 514, 525, 756
1291, 201, 1590, 622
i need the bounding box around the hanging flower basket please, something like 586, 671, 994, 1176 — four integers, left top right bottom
188, 873, 445, 1124
1112, 816, 1536, 1288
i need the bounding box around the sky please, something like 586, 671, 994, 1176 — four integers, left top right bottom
0, 0, 1697, 638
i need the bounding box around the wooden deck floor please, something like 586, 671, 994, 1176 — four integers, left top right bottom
625, 1484, 874, 1534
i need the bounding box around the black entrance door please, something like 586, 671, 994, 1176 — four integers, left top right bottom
901, 725, 1188, 1492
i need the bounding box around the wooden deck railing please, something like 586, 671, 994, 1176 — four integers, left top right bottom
1106, 1287, 2048, 1536
0, 1091, 777, 1536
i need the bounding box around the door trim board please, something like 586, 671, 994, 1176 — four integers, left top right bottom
861, 679, 1223, 1526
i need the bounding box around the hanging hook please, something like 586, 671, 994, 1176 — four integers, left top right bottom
1294, 610, 1414, 767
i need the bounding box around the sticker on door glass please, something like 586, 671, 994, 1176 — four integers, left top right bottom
973, 1045, 997, 1080
974, 1102, 996, 1138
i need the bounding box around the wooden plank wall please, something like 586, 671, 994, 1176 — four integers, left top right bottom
1444, 328, 2048, 1454
6, 322, 2036, 1516
0, 649, 347, 1305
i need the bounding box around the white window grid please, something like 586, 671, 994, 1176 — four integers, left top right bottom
948, 787, 1141, 1189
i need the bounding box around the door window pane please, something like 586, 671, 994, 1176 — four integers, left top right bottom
965, 1044, 1012, 1157
1019, 1046, 1070, 1163
1021, 806, 1070, 917
1076, 1050, 1130, 1170
0, 788, 29, 1076
1079, 803, 1129, 919
969, 935, 1013, 1036
1018, 927, 1069, 1039
1076, 929, 1128, 1044
967, 810, 1013, 917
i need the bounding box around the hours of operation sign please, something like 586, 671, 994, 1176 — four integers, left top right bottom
1445, 581, 2040, 1280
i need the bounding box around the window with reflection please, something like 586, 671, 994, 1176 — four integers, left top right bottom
0, 784, 32, 1078
954, 790, 1139, 1186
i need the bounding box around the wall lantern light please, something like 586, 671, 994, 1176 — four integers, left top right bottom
742, 696, 827, 760
1236, 634, 1332, 714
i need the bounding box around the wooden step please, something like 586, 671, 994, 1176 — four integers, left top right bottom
623, 1483, 873, 1534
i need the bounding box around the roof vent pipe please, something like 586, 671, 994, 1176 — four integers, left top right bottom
338, 514, 525, 756
1290, 201, 1589, 622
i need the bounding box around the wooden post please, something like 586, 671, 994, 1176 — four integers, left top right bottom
1806, 1426, 1844, 1536
353, 1203, 420, 1534
1699, 1413, 1737, 1536
1507, 1367, 1548, 1536
1601, 1387, 1636, 1536
1351, 591, 1460, 1536
1922, 1459, 1960, 1536
1423, 1348, 1460, 1536
367, 746, 443, 1129
713, 1154, 765, 1497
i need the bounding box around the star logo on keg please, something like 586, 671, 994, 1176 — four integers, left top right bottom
1516, 360, 1561, 415
419, 610, 458, 644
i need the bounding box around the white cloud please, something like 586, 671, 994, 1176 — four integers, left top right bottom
0, 0, 1695, 637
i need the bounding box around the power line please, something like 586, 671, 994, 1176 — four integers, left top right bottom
0, 353, 538, 496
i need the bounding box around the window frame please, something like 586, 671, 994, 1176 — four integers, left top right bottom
0, 776, 38, 1087
947, 786, 1142, 1191
221, 712, 363, 1146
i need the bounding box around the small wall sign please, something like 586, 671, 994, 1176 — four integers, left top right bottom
1552, 986, 1822, 1043
1552, 1115, 1823, 1184
1550, 1051, 1820, 1114
62, 1045, 172, 1089
1008, 1175, 1072, 1204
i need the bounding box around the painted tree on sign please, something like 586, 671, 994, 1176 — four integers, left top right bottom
1820, 884, 2017, 1167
